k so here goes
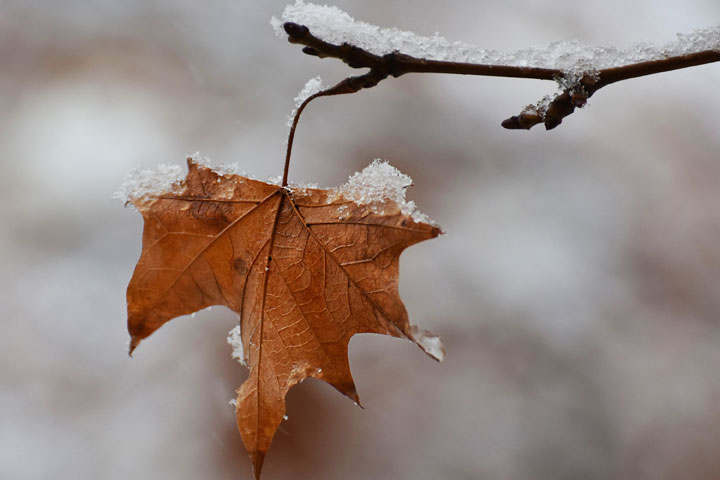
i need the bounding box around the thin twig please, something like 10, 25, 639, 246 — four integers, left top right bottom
283, 76, 377, 186
283, 22, 720, 130
284, 22, 564, 81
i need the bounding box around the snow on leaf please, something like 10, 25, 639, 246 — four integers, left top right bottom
114, 163, 184, 206
227, 325, 246, 366
125, 157, 443, 479
336, 159, 436, 225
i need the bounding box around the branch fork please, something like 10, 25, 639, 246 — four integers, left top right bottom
283, 21, 719, 131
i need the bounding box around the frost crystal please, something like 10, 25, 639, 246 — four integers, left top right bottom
189, 152, 245, 177
337, 159, 434, 225
337, 204, 349, 220
273, 1, 720, 74
521, 94, 555, 119
114, 163, 184, 205
288, 181, 319, 193
288, 76, 325, 127
227, 325, 246, 367
410, 326, 446, 362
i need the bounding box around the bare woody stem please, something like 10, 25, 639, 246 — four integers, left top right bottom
283, 22, 720, 130
283, 75, 383, 186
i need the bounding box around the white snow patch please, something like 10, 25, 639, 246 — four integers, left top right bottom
115, 153, 253, 207
288, 76, 325, 127
189, 152, 245, 177
118, 154, 435, 225
227, 325, 246, 367
273, 1, 720, 75
410, 325, 445, 362
114, 163, 184, 205
337, 159, 434, 225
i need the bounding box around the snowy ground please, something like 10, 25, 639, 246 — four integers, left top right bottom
2, 1, 720, 479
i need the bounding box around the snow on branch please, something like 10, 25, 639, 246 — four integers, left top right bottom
274, 1, 719, 70
273, 1, 720, 130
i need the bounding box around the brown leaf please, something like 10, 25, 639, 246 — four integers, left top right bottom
125, 158, 444, 478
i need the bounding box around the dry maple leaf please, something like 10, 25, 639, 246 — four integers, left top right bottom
124, 158, 444, 478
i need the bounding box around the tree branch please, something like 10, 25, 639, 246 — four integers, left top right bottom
284, 22, 720, 130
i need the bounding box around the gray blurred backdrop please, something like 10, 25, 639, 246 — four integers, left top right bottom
2, 1, 720, 479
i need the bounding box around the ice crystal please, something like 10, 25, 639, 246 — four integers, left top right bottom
273, 1, 719, 74
288, 76, 325, 127
227, 325, 246, 367
114, 163, 184, 206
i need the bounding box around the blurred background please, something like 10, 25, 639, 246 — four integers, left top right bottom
2, 0, 720, 479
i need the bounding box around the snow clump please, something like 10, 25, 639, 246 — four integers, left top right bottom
337, 159, 435, 225
273, 1, 720, 73
288, 76, 325, 127
227, 325, 246, 367
114, 163, 184, 206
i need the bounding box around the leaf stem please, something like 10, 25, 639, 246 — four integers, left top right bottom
283, 76, 377, 186
283, 92, 323, 187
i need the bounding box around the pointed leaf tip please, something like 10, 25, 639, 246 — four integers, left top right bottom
128, 336, 141, 357
251, 450, 266, 480
345, 388, 362, 408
